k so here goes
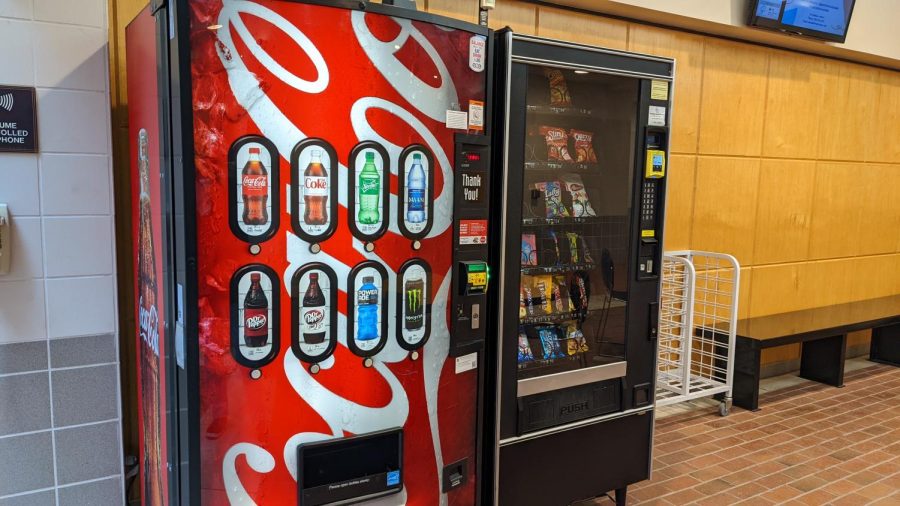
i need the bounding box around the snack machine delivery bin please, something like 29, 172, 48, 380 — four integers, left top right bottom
126, 0, 494, 503
484, 30, 674, 506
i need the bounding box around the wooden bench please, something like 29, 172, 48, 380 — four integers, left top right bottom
733, 295, 900, 411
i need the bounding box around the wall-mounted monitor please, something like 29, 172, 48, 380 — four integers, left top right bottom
748, 0, 856, 43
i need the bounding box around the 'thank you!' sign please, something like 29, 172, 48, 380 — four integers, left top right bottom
0, 86, 38, 153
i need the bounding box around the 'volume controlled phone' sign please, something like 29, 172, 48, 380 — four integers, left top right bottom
0, 86, 38, 153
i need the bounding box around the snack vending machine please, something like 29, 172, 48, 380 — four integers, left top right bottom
487, 31, 674, 505
126, 1, 493, 504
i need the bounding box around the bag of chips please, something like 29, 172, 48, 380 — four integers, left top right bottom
569, 271, 591, 311
566, 232, 581, 264
534, 275, 554, 315
570, 129, 598, 163
535, 181, 570, 218
560, 173, 597, 218
521, 233, 537, 266
538, 326, 565, 359
539, 126, 574, 162
555, 275, 574, 312
566, 323, 589, 354
543, 68, 572, 107
518, 332, 535, 363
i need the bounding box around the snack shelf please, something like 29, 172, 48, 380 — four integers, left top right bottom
520, 310, 590, 325
518, 353, 587, 372
521, 216, 605, 227
520, 263, 594, 275
524, 161, 600, 172
526, 105, 594, 117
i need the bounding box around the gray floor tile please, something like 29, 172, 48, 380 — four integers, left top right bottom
0, 372, 51, 436
55, 421, 121, 485
58, 477, 124, 506
0, 432, 55, 496
50, 334, 116, 369
0, 340, 47, 375
51, 364, 118, 427
0, 490, 55, 506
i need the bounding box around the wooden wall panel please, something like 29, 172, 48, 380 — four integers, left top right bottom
749, 263, 803, 317
535, 6, 627, 49
738, 267, 752, 320
628, 25, 704, 154
697, 39, 769, 156
808, 162, 865, 260
691, 156, 760, 265
487, 0, 536, 34
850, 254, 900, 302
427, 0, 477, 24
868, 70, 900, 163
817, 61, 880, 161
801, 258, 855, 309
752, 159, 815, 265
856, 164, 900, 257
762, 50, 826, 159
662, 154, 695, 251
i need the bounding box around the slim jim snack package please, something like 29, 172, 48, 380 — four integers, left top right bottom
539, 126, 574, 162
569, 129, 598, 163
543, 68, 572, 107
518, 332, 535, 363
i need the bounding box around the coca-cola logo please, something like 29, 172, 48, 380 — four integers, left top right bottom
138, 295, 160, 357
242, 175, 267, 188
246, 314, 267, 330
305, 177, 327, 190
303, 309, 324, 325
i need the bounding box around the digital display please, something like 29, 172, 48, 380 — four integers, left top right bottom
750, 0, 855, 41
465, 152, 481, 161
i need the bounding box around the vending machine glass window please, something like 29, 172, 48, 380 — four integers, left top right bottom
516, 65, 638, 390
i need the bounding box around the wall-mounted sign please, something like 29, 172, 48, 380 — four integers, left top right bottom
0, 86, 37, 153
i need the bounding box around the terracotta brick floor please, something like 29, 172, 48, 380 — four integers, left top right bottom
605, 363, 900, 505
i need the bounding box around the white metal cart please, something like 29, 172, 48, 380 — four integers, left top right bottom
655, 251, 740, 416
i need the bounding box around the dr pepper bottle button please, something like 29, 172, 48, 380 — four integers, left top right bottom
249, 369, 262, 380
364, 242, 375, 252
364, 357, 374, 368
309, 243, 321, 254
249, 244, 261, 255
412, 240, 421, 250
309, 363, 320, 374
411, 351, 419, 361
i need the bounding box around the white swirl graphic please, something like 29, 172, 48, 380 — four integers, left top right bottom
222, 443, 276, 506
219, 0, 329, 93
351, 11, 458, 121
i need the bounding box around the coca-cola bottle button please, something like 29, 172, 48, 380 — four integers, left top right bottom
249, 244, 261, 255
309, 363, 320, 374
410, 351, 419, 361
363, 357, 374, 368
309, 243, 321, 254
249, 369, 262, 380
364, 242, 375, 252
412, 240, 421, 250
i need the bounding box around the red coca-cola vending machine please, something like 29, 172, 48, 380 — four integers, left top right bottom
126, 1, 493, 504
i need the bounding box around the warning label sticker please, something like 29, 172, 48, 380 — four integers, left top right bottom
459, 219, 488, 245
